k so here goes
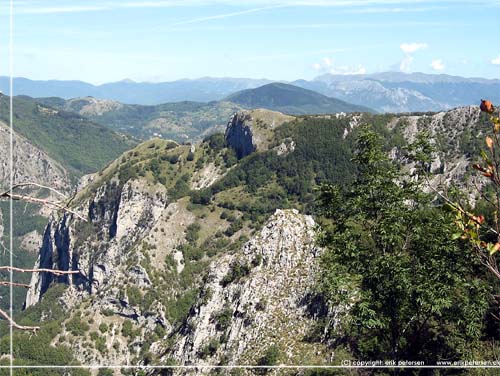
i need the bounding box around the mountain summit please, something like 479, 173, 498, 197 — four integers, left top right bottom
225, 82, 373, 115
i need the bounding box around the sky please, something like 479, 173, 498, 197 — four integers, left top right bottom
0, 0, 500, 84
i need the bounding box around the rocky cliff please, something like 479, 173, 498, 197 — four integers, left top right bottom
169, 209, 331, 367
387, 106, 486, 196
0, 120, 70, 191
225, 109, 294, 158
24, 180, 332, 367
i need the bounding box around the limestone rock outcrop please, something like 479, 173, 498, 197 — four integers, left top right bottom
0, 120, 69, 191
169, 209, 333, 367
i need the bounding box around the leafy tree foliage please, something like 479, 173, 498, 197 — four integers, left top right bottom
317, 126, 491, 363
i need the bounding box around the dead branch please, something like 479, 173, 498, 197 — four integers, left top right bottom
0, 266, 79, 276
424, 176, 499, 236
0, 191, 87, 222
0, 281, 30, 288
11, 182, 68, 199
0, 182, 84, 333
0, 307, 39, 333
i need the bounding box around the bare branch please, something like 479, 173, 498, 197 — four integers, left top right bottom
0, 191, 87, 222
0, 281, 31, 288
424, 176, 499, 236
10, 182, 68, 199
0, 266, 79, 276
0, 307, 39, 333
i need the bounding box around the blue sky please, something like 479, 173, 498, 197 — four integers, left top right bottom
1, 0, 500, 84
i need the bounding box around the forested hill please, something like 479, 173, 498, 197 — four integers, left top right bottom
0, 94, 136, 176
225, 82, 374, 115
36, 96, 242, 142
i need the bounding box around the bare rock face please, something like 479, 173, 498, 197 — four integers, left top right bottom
24, 178, 171, 364
26, 178, 168, 306
19, 230, 43, 253
24, 176, 335, 367
389, 106, 484, 198
0, 121, 69, 191
224, 110, 295, 159
190, 162, 226, 191
168, 209, 333, 367
225, 112, 255, 159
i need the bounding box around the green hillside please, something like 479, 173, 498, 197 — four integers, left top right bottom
0, 94, 136, 176
37, 97, 242, 142
225, 82, 374, 115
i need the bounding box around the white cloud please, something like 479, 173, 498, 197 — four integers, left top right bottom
430, 59, 444, 71
400, 55, 414, 72
491, 56, 500, 65
398, 41, 427, 72
313, 57, 366, 75
400, 42, 428, 53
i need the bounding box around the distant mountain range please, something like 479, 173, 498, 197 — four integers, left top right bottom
0, 76, 272, 105
293, 72, 500, 113
2, 72, 500, 113
225, 82, 372, 114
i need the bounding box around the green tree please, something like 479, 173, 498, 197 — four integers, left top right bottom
317, 126, 490, 363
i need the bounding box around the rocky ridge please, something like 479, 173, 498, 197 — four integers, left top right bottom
170, 209, 330, 366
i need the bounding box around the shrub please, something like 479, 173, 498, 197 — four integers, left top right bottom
212, 305, 233, 331
168, 174, 191, 200
199, 338, 219, 358
190, 189, 212, 205
126, 286, 143, 307
185, 223, 201, 243
101, 309, 114, 317
255, 299, 267, 311
99, 323, 108, 333
169, 154, 179, 164
220, 262, 250, 287
98, 368, 114, 376
89, 331, 99, 341
65, 317, 89, 337
122, 320, 134, 337
95, 336, 107, 353
224, 219, 243, 236
205, 133, 226, 151
257, 345, 280, 370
